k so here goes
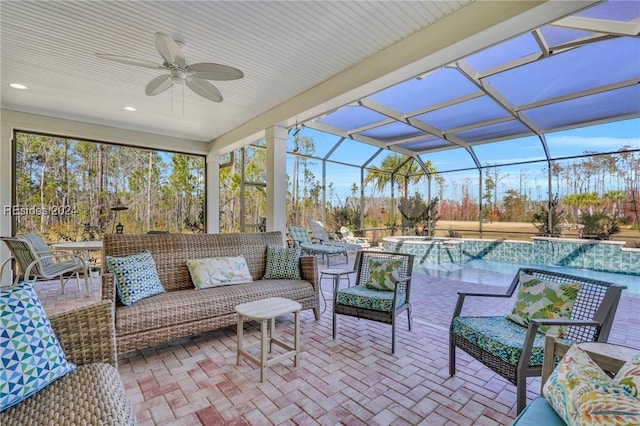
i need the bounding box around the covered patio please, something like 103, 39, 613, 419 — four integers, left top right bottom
1, 1, 639, 425
34, 261, 637, 425
2, 1, 638, 241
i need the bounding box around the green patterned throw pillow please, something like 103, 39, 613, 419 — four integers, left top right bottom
506, 271, 581, 337
186, 256, 253, 289
262, 246, 301, 280
105, 250, 165, 305
1, 281, 76, 412
364, 258, 402, 291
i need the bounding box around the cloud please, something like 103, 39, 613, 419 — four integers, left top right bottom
548, 135, 639, 150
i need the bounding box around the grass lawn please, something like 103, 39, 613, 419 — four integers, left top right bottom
364, 221, 640, 246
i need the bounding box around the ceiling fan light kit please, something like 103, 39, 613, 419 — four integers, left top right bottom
97, 32, 243, 103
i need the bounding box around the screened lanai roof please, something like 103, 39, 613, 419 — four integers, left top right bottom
302, 0, 640, 172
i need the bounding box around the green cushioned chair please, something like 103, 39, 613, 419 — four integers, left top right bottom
449, 268, 626, 414
333, 250, 414, 353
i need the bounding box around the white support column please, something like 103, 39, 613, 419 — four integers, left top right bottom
206, 151, 221, 234
265, 125, 287, 237
0, 120, 13, 286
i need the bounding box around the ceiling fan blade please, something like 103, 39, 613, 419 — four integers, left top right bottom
188, 63, 244, 81
96, 54, 163, 70
145, 74, 173, 96
186, 77, 223, 102
154, 32, 186, 68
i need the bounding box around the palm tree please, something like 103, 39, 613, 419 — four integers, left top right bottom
364, 153, 435, 198
603, 190, 627, 218
364, 153, 437, 229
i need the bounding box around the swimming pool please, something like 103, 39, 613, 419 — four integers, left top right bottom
421, 258, 640, 295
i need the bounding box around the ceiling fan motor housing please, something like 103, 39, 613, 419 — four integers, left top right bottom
170, 68, 187, 85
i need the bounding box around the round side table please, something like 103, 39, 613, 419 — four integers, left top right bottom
319, 268, 355, 314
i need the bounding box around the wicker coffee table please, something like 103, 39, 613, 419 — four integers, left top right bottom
235, 297, 301, 382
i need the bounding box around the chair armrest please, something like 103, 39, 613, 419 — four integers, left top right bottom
1, 256, 13, 279
49, 301, 117, 367
541, 335, 636, 392
519, 318, 603, 380
458, 291, 513, 298
299, 255, 319, 296
530, 318, 601, 328
25, 254, 87, 278
101, 272, 118, 303
452, 291, 513, 318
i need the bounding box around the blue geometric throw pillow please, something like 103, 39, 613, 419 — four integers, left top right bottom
1, 281, 76, 412
105, 250, 165, 305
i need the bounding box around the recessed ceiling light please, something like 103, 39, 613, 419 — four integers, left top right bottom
9, 83, 28, 90
124, 106, 136, 112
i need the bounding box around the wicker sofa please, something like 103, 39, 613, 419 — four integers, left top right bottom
101, 231, 319, 355
1, 301, 137, 425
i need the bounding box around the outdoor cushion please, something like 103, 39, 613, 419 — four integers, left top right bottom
262, 246, 301, 280
506, 271, 581, 337
289, 226, 346, 255
186, 256, 253, 289
0, 281, 76, 412
300, 242, 345, 254
453, 316, 573, 367
543, 345, 640, 425
512, 397, 564, 426
105, 250, 166, 305
115, 280, 314, 335
364, 258, 402, 291
288, 226, 314, 245
336, 285, 405, 312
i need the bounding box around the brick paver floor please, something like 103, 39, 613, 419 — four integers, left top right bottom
34, 257, 639, 425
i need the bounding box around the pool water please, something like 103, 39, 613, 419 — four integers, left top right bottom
421, 259, 640, 295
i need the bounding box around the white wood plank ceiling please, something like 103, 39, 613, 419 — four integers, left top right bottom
0, 0, 468, 141
1, 1, 470, 142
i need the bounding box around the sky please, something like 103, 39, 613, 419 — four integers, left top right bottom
286, 118, 640, 203
282, 0, 640, 203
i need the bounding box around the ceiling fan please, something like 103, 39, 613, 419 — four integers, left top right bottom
96, 32, 243, 102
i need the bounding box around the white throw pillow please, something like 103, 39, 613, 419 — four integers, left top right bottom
186, 256, 253, 289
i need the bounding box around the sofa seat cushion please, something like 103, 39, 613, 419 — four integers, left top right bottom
512, 397, 565, 426
336, 285, 405, 312
1, 363, 136, 425
115, 280, 315, 335
453, 316, 574, 367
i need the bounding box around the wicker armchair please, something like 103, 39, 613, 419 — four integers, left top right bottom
1, 301, 137, 425
333, 250, 414, 353
449, 268, 626, 414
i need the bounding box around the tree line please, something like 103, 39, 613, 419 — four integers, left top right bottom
14, 132, 205, 241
